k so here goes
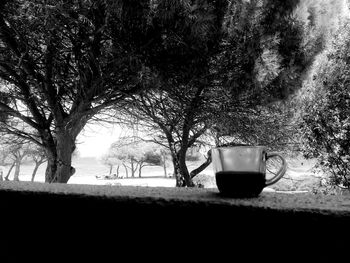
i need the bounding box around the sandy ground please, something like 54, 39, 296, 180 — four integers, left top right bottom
1, 155, 319, 190
6, 167, 178, 187
68, 175, 177, 187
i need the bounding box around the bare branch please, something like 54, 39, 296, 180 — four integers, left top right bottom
0, 101, 41, 129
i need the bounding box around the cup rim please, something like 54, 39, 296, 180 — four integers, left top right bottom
212, 145, 266, 149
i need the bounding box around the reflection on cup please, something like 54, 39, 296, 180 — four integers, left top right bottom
211, 146, 287, 197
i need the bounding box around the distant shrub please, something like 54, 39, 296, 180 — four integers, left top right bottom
269, 174, 320, 192
310, 177, 350, 195
186, 150, 202, 162
193, 174, 216, 188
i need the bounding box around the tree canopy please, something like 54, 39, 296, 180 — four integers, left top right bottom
103, 138, 163, 178
301, 19, 350, 189
0, 0, 150, 182
117, 0, 314, 186
0, 0, 338, 187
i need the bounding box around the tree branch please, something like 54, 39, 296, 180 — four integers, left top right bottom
0, 101, 41, 130
0, 124, 42, 146
190, 150, 212, 179
187, 125, 208, 148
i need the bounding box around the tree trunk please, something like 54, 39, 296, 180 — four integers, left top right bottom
173, 158, 185, 187
131, 159, 134, 177
31, 163, 40, 182
138, 165, 142, 178
178, 150, 194, 187
123, 164, 128, 178
45, 130, 76, 183
45, 154, 57, 183
116, 165, 120, 177
109, 165, 113, 175
162, 152, 167, 177
5, 161, 15, 181
131, 158, 136, 178
138, 162, 143, 178
164, 131, 193, 186
13, 158, 21, 182
56, 132, 75, 183
171, 151, 194, 187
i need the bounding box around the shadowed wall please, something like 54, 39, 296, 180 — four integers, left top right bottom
0, 181, 349, 261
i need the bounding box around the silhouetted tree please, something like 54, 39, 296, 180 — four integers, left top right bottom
106, 138, 163, 178
119, 0, 311, 187
0, 137, 31, 181
0, 0, 150, 182
27, 146, 47, 182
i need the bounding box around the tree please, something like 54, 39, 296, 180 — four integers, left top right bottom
205, 0, 339, 159
1, 120, 48, 181
27, 145, 47, 182
211, 102, 300, 153
101, 151, 122, 176
0, 140, 8, 181
159, 147, 171, 177
0, 0, 149, 183
300, 19, 350, 190
112, 139, 142, 178
121, 89, 213, 186
211, 0, 317, 144
136, 141, 162, 178
11, 145, 29, 181
115, 0, 228, 186
104, 138, 163, 178
0, 137, 32, 181
118, 0, 312, 187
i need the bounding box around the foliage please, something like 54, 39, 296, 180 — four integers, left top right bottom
207, 0, 317, 151
116, 0, 228, 186
122, 85, 213, 185
0, 0, 338, 186
118, 0, 313, 187
101, 151, 123, 175
0, 134, 29, 161
217, 0, 306, 104
26, 144, 47, 181
310, 177, 346, 195
0, 135, 35, 180
186, 148, 202, 162
0, 0, 150, 182
0, 81, 10, 123
27, 144, 47, 164
300, 19, 350, 189
0, 124, 47, 181
212, 102, 298, 152
214, 0, 349, 153
103, 138, 163, 177
192, 173, 216, 188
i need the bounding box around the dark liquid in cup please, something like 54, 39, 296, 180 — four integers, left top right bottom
215, 171, 266, 197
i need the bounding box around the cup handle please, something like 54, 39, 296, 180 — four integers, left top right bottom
265, 152, 287, 186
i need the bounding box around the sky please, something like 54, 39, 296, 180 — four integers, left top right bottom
76, 123, 124, 158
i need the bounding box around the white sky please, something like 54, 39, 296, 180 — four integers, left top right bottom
76, 123, 125, 158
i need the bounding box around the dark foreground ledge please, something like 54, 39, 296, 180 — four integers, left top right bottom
1, 181, 350, 260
